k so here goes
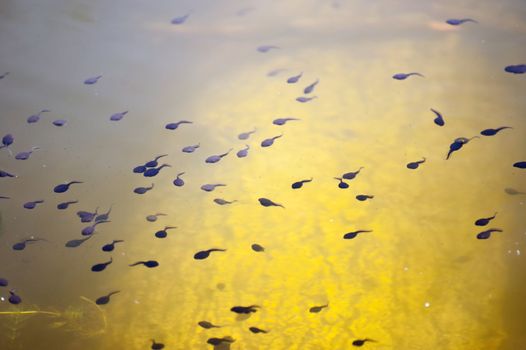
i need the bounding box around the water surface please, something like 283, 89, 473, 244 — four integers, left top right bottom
0, 0, 525, 349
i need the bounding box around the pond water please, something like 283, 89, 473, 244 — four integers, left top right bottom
0, 0, 525, 349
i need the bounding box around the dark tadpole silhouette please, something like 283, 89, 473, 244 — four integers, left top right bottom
151, 339, 165, 350
304, 79, 319, 94
84, 75, 102, 85
430, 108, 445, 126
0, 72, 9, 80
356, 194, 374, 201
57, 200, 78, 210
231, 305, 259, 314
9, 290, 22, 305
406, 158, 426, 169
171, 13, 190, 24
102, 240, 124, 252
165, 120, 192, 130
249, 327, 269, 334
12, 238, 45, 251
273, 117, 300, 126
1, 133, 14, 148
480, 127, 512, 136
251, 244, 265, 252
0, 278, 8, 287
95, 206, 113, 222
23, 200, 44, 209
505, 188, 525, 195
15, 147, 40, 160
144, 164, 171, 177
334, 177, 349, 189
81, 220, 110, 236
446, 136, 479, 160
109, 111, 128, 121
1, 133, 14, 156
129, 260, 159, 268
1, 134, 14, 156
182, 143, 200, 153
54, 181, 83, 193
77, 207, 98, 223
342, 167, 363, 180
154, 226, 177, 238
392, 72, 424, 80
296, 96, 317, 103
0, 170, 16, 178
476, 228, 503, 240
257, 45, 279, 53
513, 161, 526, 169
504, 64, 526, 74
201, 183, 226, 192
145, 154, 168, 168
173, 172, 186, 187
194, 249, 227, 260
146, 213, 166, 222
91, 258, 113, 272
134, 183, 154, 194
198, 321, 222, 329
446, 18, 477, 25
133, 165, 147, 173
238, 129, 256, 140
96, 291, 120, 305
343, 230, 373, 239
52, 119, 67, 127
236, 145, 250, 158
27, 109, 50, 124
206, 149, 233, 164
213, 198, 237, 205
475, 212, 497, 226
207, 337, 235, 346
352, 338, 377, 347
309, 304, 328, 313
258, 197, 284, 208
292, 178, 313, 189
65, 235, 92, 248
287, 72, 303, 83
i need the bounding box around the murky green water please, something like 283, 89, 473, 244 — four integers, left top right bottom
1, 1, 525, 349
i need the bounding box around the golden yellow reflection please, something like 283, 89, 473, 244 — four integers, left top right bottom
0, 1, 525, 350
